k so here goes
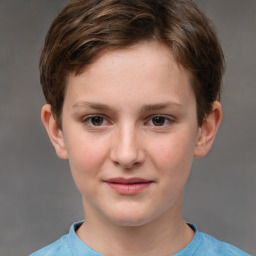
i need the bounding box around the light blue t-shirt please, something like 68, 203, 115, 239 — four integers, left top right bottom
30, 221, 250, 256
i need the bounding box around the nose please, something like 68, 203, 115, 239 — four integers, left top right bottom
110, 125, 145, 169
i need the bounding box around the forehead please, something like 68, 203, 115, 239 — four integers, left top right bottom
64, 41, 195, 108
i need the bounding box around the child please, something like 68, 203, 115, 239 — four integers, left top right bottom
31, 0, 250, 255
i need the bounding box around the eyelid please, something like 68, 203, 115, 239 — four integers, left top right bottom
80, 114, 175, 128
82, 114, 110, 127
145, 115, 175, 126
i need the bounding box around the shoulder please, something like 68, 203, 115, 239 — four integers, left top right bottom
29, 234, 71, 256
199, 232, 251, 256
177, 224, 251, 256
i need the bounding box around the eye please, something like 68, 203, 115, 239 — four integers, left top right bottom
152, 116, 166, 126
83, 115, 107, 127
90, 116, 104, 126
147, 115, 173, 127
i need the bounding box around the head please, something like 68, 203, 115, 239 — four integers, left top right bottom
40, 0, 225, 129
40, 0, 224, 228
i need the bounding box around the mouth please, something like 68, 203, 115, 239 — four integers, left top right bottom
104, 177, 153, 195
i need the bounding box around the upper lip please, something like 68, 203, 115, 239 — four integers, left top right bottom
104, 177, 152, 184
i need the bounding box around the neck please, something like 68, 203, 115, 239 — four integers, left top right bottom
76, 195, 194, 256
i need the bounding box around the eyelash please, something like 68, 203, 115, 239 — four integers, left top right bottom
82, 115, 109, 127
146, 115, 174, 127
82, 115, 174, 128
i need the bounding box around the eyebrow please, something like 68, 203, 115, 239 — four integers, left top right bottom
72, 101, 183, 112
141, 102, 182, 112
72, 102, 112, 111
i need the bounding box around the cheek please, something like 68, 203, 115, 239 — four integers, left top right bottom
148, 132, 196, 177
66, 135, 109, 184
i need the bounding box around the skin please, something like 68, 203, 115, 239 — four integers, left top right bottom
42, 41, 221, 256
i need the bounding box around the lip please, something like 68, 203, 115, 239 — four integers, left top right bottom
104, 177, 153, 195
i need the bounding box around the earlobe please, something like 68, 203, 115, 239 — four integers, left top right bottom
41, 104, 68, 159
194, 101, 222, 158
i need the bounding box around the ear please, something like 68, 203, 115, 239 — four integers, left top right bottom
41, 104, 68, 159
194, 101, 222, 158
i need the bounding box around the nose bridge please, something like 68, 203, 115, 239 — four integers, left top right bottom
111, 122, 144, 168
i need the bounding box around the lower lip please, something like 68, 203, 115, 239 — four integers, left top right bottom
106, 182, 152, 195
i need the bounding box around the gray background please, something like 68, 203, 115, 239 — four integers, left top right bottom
0, 1, 255, 255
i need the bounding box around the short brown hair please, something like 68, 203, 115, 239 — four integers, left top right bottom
40, 0, 225, 127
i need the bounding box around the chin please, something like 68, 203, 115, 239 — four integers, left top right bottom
105, 208, 156, 227
111, 218, 150, 227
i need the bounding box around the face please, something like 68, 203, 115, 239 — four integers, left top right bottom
47, 41, 208, 227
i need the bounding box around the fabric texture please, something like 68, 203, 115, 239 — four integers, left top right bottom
30, 221, 250, 256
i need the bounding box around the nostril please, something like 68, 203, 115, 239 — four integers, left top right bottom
113, 161, 120, 166
112, 158, 141, 169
